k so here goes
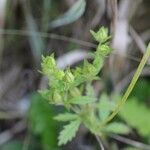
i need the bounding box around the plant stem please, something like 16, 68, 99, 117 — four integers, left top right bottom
95, 135, 105, 150
101, 42, 150, 126
109, 134, 150, 150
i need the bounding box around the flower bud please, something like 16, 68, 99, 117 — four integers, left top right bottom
83, 61, 96, 74
64, 70, 74, 83
90, 27, 110, 43
41, 55, 56, 75
97, 44, 112, 56
54, 69, 65, 80
53, 90, 62, 104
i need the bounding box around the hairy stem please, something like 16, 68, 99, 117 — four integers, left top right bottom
102, 42, 150, 126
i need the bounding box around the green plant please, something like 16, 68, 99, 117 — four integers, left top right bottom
39, 26, 150, 147
29, 93, 59, 149
119, 97, 150, 139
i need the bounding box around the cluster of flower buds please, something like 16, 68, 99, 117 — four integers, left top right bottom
41, 55, 77, 105
40, 26, 112, 106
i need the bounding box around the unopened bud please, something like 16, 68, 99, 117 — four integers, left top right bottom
53, 90, 62, 104
83, 61, 96, 74
54, 70, 65, 80
97, 44, 112, 56
64, 70, 74, 83
90, 27, 110, 43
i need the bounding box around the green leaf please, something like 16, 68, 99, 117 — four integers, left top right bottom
130, 79, 150, 101
1, 140, 22, 150
98, 93, 115, 121
86, 83, 95, 97
54, 113, 78, 122
104, 122, 130, 134
58, 120, 81, 145
123, 147, 140, 150
119, 98, 150, 138
38, 89, 52, 100
69, 96, 96, 105
102, 43, 150, 125
29, 93, 58, 149
49, 0, 86, 29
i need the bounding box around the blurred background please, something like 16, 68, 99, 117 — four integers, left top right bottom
0, 0, 150, 150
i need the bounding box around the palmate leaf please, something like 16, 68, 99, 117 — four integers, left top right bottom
54, 113, 78, 122
58, 120, 81, 146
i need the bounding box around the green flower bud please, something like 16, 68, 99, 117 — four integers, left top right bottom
54, 69, 65, 80
83, 60, 97, 74
42, 55, 56, 68
53, 90, 62, 104
64, 70, 74, 83
41, 54, 56, 75
73, 67, 82, 77
97, 44, 112, 56
90, 27, 110, 43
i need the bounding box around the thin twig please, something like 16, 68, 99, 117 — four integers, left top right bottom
110, 134, 150, 150
0, 29, 96, 48
85, 0, 106, 32
130, 26, 146, 53
0, 29, 147, 64
109, 0, 118, 33
129, 26, 150, 65
95, 135, 105, 150
114, 67, 150, 93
